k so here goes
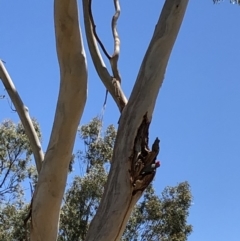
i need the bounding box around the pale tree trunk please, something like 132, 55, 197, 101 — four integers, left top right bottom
1, 0, 188, 240
85, 0, 189, 240
30, 0, 87, 240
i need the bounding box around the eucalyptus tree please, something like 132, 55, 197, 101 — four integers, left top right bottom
0, 0, 235, 240
0, 118, 192, 241
58, 118, 192, 241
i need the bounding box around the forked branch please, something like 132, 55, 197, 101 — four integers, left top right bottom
85, 1, 189, 240
0, 60, 44, 173
82, 0, 127, 112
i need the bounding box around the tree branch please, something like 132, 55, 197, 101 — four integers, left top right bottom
127, 0, 189, 119
30, 0, 87, 239
0, 60, 44, 173
0, 157, 15, 190
88, 0, 111, 60
85, 1, 189, 240
110, 0, 121, 82
82, 0, 127, 112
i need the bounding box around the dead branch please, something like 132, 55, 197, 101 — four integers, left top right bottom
88, 0, 111, 59
0, 60, 44, 173
82, 0, 127, 112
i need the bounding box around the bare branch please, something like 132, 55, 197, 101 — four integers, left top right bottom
82, 0, 127, 112
88, 0, 111, 60
0, 60, 44, 173
0, 158, 15, 190
110, 0, 121, 82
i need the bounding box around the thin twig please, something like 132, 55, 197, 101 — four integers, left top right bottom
89, 0, 111, 60
103, 89, 108, 108
6, 95, 17, 111
0, 60, 44, 173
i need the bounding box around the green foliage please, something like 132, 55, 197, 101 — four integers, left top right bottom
0, 203, 29, 241
121, 183, 192, 241
0, 117, 193, 240
0, 119, 40, 241
0, 119, 40, 202
58, 117, 193, 241
59, 118, 114, 240
59, 167, 107, 241
78, 117, 116, 172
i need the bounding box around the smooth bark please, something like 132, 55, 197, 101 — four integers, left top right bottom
2, 0, 188, 240
0, 60, 44, 173
30, 0, 87, 240
85, 1, 189, 240
82, 0, 127, 112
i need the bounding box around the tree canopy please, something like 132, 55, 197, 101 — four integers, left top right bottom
0, 118, 192, 241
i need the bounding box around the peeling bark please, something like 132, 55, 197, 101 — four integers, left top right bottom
130, 115, 160, 195
30, 0, 87, 240
85, 1, 188, 240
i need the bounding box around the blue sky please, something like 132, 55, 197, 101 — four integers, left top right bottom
1, 1, 240, 240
